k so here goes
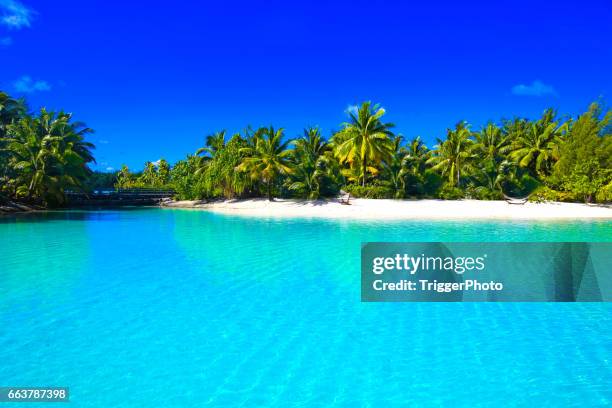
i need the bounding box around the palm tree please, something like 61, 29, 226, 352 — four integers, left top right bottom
0, 92, 26, 199
287, 165, 322, 199
2, 108, 95, 204
292, 127, 328, 164
382, 135, 407, 197
0, 91, 26, 137
398, 136, 430, 195
509, 109, 568, 177
139, 162, 157, 185
333, 102, 395, 186
199, 133, 251, 199
288, 127, 331, 199
427, 121, 475, 187
473, 123, 508, 162
196, 130, 226, 158
237, 126, 292, 200
194, 130, 226, 176
116, 165, 134, 188
402, 136, 429, 174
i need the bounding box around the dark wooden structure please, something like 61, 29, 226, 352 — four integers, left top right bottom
65, 188, 175, 207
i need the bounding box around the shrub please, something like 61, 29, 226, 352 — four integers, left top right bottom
437, 185, 464, 200
595, 182, 612, 203
344, 184, 394, 199
528, 186, 577, 203
465, 185, 503, 200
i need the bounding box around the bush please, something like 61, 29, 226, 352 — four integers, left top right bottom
437, 185, 464, 200
528, 186, 577, 203
344, 184, 394, 199
595, 182, 612, 203
465, 185, 503, 200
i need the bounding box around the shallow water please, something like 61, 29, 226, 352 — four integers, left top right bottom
0, 209, 611, 407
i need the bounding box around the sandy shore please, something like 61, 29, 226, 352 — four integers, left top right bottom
162, 198, 612, 220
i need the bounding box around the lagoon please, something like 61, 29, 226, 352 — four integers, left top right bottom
0, 209, 611, 407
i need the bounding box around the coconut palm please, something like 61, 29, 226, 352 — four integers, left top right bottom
334, 102, 395, 186
473, 123, 508, 162
2, 108, 95, 204
194, 130, 227, 176
287, 127, 331, 199
0, 91, 26, 137
292, 127, 328, 163
509, 109, 569, 177
0, 92, 27, 197
381, 135, 407, 197
398, 136, 431, 195
196, 130, 226, 158
427, 121, 475, 187
237, 126, 292, 200
287, 165, 322, 199
402, 136, 429, 174
200, 133, 251, 199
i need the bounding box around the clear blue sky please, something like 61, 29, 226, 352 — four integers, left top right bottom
2, 0, 610, 171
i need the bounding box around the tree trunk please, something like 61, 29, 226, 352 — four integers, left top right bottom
267, 180, 273, 201
362, 156, 367, 187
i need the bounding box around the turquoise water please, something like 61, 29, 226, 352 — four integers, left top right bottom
0, 209, 611, 407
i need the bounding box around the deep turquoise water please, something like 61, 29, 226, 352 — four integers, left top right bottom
0, 209, 611, 407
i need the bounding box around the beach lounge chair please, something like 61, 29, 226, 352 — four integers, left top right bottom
503, 194, 529, 205
338, 190, 351, 205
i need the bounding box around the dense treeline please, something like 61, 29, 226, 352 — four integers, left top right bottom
116, 101, 612, 204
1, 90, 610, 207
0, 91, 95, 206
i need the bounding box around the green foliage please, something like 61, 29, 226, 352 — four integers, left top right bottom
287, 127, 344, 199
2, 91, 610, 205
333, 102, 395, 187
201, 134, 251, 199
83, 171, 117, 191
344, 184, 394, 199
437, 185, 465, 200
1, 106, 95, 206
157, 159, 170, 185
427, 122, 475, 187
170, 156, 206, 200
139, 162, 158, 185
595, 181, 612, 203
115, 165, 139, 188
120, 101, 608, 204
529, 186, 578, 203
236, 126, 293, 200
548, 103, 611, 203
508, 109, 569, 178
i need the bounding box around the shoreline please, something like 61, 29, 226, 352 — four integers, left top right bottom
0, 201, 40, 214
161, 198, 612, 220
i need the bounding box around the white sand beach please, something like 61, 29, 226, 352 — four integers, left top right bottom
162, 198, 612, 220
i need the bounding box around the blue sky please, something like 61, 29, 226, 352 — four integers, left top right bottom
1, 1, 611, 171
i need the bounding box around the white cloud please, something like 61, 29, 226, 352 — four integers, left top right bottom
13, 75, 51, 93
0, 0, 34, 29
98, 139, 109, 144
0, 36, 11, 46
511, 80, 557, 97
152, 159, 161, 167
105, 167, 114, 172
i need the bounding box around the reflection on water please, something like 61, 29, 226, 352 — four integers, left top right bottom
0, 213, 93, 309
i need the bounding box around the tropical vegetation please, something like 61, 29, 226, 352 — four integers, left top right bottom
1, 90, 610, 207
